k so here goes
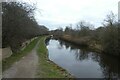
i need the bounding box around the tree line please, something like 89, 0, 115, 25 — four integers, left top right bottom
2, 2, 48, 52
52, 12, 120, 56
2, 2, 119, 56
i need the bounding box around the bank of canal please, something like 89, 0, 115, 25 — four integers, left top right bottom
36, 36, 73, 78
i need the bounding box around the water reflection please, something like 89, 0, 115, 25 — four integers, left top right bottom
46, 39, 119, 78
58, 40, 93, 61
99, 54, 119, 78
45, 37, 51, 46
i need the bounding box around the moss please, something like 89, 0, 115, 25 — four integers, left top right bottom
2, 38, 39, 71
36, 36, 73, 78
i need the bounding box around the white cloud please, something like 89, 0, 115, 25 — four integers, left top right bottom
19, 0, 120, 30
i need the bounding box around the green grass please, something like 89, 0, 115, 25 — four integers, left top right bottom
2, 37, 40, 71
36, 36, 73, 78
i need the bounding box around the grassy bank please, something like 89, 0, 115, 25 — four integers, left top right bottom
59, 35, 102, 53
2, 37, 39, 71
36, 36, 73, 78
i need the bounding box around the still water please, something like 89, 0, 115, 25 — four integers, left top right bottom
46, 39, 119, 78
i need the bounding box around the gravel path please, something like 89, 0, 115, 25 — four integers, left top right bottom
3, 40, 40, 78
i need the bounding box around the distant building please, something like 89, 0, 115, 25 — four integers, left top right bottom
118, 1, 120, 23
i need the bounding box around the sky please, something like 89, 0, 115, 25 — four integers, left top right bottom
19, 0, 119, 30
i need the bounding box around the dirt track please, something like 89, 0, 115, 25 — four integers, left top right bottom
3, 40, 40, 78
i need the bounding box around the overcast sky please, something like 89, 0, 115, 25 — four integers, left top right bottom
20, 0, 119, 30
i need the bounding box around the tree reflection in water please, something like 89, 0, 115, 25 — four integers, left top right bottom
45, 37, 51, 46
57, 39, 119, 79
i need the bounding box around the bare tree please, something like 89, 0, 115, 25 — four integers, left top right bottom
103, 11, 116, 26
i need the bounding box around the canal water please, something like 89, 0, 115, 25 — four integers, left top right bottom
46, 39, 119, 78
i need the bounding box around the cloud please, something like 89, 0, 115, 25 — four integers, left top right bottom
20, 0, 119, 30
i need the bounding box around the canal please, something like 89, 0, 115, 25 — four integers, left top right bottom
46, 39, 119, 78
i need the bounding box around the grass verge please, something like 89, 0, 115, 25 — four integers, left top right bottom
2, 37, 39, 71
36, 36, 73, 78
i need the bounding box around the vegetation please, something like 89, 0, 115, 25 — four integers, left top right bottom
2, 2, 48, 53
52, 12, 120, 56
2, 38, 39, 71
1, 1, 119, 78
2, 2, 72, 78
36, 36, 73, 78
